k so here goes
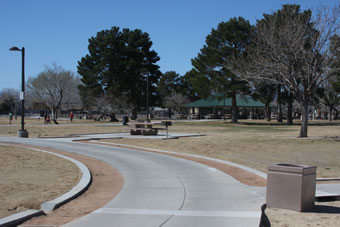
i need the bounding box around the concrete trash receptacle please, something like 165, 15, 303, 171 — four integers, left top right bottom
266, 164, 316, 212
122, 116, 129, 125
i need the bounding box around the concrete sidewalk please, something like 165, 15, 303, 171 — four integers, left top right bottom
1, 133, 340, 226
0, 136, 264, 227
43, 132, 205, 142
78, 137, 340, 200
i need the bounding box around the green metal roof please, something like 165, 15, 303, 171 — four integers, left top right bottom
185, 94, 265, 108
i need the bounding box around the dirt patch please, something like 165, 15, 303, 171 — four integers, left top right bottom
266, 202, 340, 227
10, 145, 124, 226
0, 144, 81, 219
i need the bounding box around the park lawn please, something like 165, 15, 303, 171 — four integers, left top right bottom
1, 117, 340, 226
101, 120, 340, 178
1, 116, 340, 177
1, 117, 340, 227
0, 116, 123, 138
0, 115, 114, 125
0, 145, 80, 218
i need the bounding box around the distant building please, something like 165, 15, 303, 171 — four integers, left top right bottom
185, 94, 266, 119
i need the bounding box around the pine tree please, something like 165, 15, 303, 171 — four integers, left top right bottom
77, 27, 161, 119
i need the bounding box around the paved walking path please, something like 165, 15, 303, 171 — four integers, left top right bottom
1, 133, 339, 226
0, 135, 264, 226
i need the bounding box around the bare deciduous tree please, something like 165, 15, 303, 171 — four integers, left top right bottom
94, 93, 128, 122
235, 4, 340, 137
0, 88, 19, 115
317, 75, 340, 121
26, 64, 80, 120
164, 92, 190, 118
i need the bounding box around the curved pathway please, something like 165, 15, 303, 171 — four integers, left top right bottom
0, 136, 264, 227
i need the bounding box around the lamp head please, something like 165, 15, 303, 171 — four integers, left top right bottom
9, 46, 22, 51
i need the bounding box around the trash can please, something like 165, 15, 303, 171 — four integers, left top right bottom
122, 116, 129, 125
266, 164, 317, 212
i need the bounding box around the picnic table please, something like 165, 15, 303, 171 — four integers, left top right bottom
190, 114, 199, 119
129, 121, 159, 135
129, 121, 172, 136
176, 114, 186, 119
205, 114, 216, 119
223, 114, 232, 119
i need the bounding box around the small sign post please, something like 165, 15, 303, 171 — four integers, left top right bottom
20, 91, 25, 100
161, 121, 172, 139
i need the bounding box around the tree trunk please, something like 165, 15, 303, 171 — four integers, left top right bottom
98, 113, 105, 121
264, 103, 268, 121
334, 108, 339, 120
51, 108, 55, 120
15, 105, 17, 120
287, 99, 293, 125
264, 103, 271, 121
109, 113, 119, 122
277, 86, 283, 122
329, 106, 333, 122
299, 99, 309, 138
168, 108, 172, 119
131, 108, 138, 120
231, 92, 238, 123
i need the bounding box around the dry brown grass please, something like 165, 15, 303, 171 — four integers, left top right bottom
0, 116, 123, 138
1, 116, 340, 178
98, 120, 340, 227
0, 117, 340, 177
1, 117, 340, 226
101, 120, 340, 178
0, 144, 81, 218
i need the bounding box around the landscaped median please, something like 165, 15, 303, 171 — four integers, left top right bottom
0, 144, 91, 226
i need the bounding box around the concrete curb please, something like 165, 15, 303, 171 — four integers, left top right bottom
33, 148, 92, 212
0, 147, 92, 226
0, 210, 44, 227
317, 177, 340, 181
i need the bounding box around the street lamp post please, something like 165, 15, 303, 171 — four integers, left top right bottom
10, 46, 28, 138
146, 74, 150, 122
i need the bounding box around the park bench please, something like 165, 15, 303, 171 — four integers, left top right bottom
190, 114, 199, 119
223, 114, 232, 119
176, 114, 186, 119
205, 114, 217, 119
271, 114, 278, 120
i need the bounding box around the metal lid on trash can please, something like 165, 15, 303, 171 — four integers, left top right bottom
268, 163, 317, 175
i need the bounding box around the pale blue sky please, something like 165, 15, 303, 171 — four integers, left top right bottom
0, 0, 337, 90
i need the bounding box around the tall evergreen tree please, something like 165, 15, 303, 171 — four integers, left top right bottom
179, 70, 200, 102
191, 17, 253, 123
157, 71, 181, 101
77, 27, 161, 119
